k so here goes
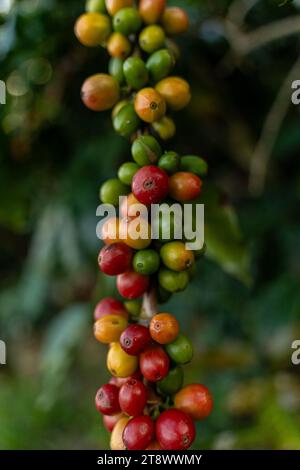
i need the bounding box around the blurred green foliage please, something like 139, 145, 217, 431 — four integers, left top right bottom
1, 0, 300, 450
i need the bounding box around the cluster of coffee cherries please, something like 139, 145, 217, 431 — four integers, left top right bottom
94, 297, 213, 450
75, 0, 213, 451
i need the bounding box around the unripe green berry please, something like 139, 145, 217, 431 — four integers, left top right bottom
152, 116, 176, 140
113, 7, 142, 35
180, 155, 208, 177
139, 25, 166, 54
165, 334, 193, 365
133, 249, 160, 275
124, 300, 142, 320
109, 57, 125, 83
158, 151, 180, 174
131, 135, 162, 166
146, 49, 174, 83
158, 268, 189, 293
157, 365, 184, 395
113, 103, 141, 137
123, 57, 149, 90
86, 0, 106, 13
100, 178, 129, 205
118, 161, 140, 185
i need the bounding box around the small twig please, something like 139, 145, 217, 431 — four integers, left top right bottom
140, 285, 157, 325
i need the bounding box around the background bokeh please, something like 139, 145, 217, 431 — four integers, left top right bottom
1, 0, 300, 450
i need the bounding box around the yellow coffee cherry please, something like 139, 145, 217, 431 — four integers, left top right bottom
107, 342, 138, 377
134, 87, 166, 123
94, 315, 128, 344
152, 115, 176, 140
107, 32, 131, 58
74, 12, 111, 47
155, 76, 191, 111
110, 416, 130, 450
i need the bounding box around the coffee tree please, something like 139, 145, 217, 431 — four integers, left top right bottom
75, 0, 213, 450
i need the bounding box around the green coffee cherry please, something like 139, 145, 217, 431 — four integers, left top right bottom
152, 116, 176, 140
86, 0, 106, 13
109, 57, 125, 83
123, 57, 149, 90
133, 249, 160, 275
165, 334, 193, 365
113, 7, 142, 36
124, 300, 141, 320
180, 155, 208, 177
100, 178, 129, 205
157, 365, 183, 395
118, 162, 140, 185
131, 135, 162, 166
146, 49, 174, 83
158, 268, 189, 293
158, 151, 180, 174
113, 103, 141, 137
160, 241, 195, 272
139, 25, 166, 54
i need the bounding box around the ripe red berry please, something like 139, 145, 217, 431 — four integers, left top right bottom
95, 384, 121, 416
117, 270, 150, 299
174, 384, 213, 420
119, 379, 147, 416
120, 324, 152, 355
109, 370, 143, 388
94, 297, 128, 321
103, 412, 124, 432
156, 409, 195, 450
123, 415, 154, 450
98, 243, 133, 276
132, 165, 169, 205
139, 345, 169, 382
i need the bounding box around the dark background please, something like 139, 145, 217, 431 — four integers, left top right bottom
1, 0, 300, 449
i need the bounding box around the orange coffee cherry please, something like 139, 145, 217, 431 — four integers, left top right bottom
74, 12, 111, 47
81, 74, 119, 111
94, 315, 128, 343
107, 32, 131, 58
169, 172, 202, 201
119, 216, 151, 250
134, 87, 166, 123
101, 216, 120, 245
150, 313, 180, 344
155, 76, 191, 111
162, 7, 189, 35
174, 384, 214, 420
110, 416, 130, 450
119, 193, 142, 218
139, 0, 166, 24
105, 0, 133, 16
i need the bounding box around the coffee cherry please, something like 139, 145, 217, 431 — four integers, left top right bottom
152, 115, 176, 140
169, 172, 202, 201
117, 270, 149, 299
134, 88, 166, 123
119, 379, 147, 416
109, 370, 143, 388
157, 365, 183, 395
94, 297, 128, 321
124, 299, 141, 319
113, 103, 141, 137
131, 135, 162, 166
158, 268, 189, 293
119, 217, 151, 250
81, 74, 119, 111
156, 77, 191, 111
123, 57, 149, 90
139, 0, 166, 24
98, 243, 133, 275
120, 324, 151, 355
110, 416, 130, 449
86, 0, 107, 13
146, 441, 163, 450
105, 0, 133, 16
133, 249, 160, 275
174, 384, 213, 420
108, 57, 125, 83
139, 25, 166, 54
113, 7, 142, 36
75, 12, 111, 47
123, 415, 154, 450
180, 155, 208, 178
150, 313, 179, 345
107, 32, 131, 58
162, 7, 189, 36
165, 334, 193, 364
101, 216, 120, 245
158, 151, 180, 174
160, 241, 195, 272
132, 166, 169, 205
118, 162, 140, 185
100, 178, 129, 205
146, 49, 174, 83
107, 342, 138, 377
95, 384, 121, 415
119, 193, 140, 218
151, 203, 181, 243
156, 409, 195, 450
140, 345, 169, 382
103, 412, 124, 432
94, 314, 128, 343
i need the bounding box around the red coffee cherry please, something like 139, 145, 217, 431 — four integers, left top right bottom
98, 243, 133, 276
123, 415, 154, 450
93, 297, 128, 321
174, 384, 213, 420
95, 384, 121, 415
119, 379, 147, 416
103, 412, 124, 432
139, 345, 169, 382
156, 408, 195, 450
132, 165, 169, 205
169, 171, 202, 201
109, 370, 143, 388
120, 324, 152, 355
117, 270, 150, 299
